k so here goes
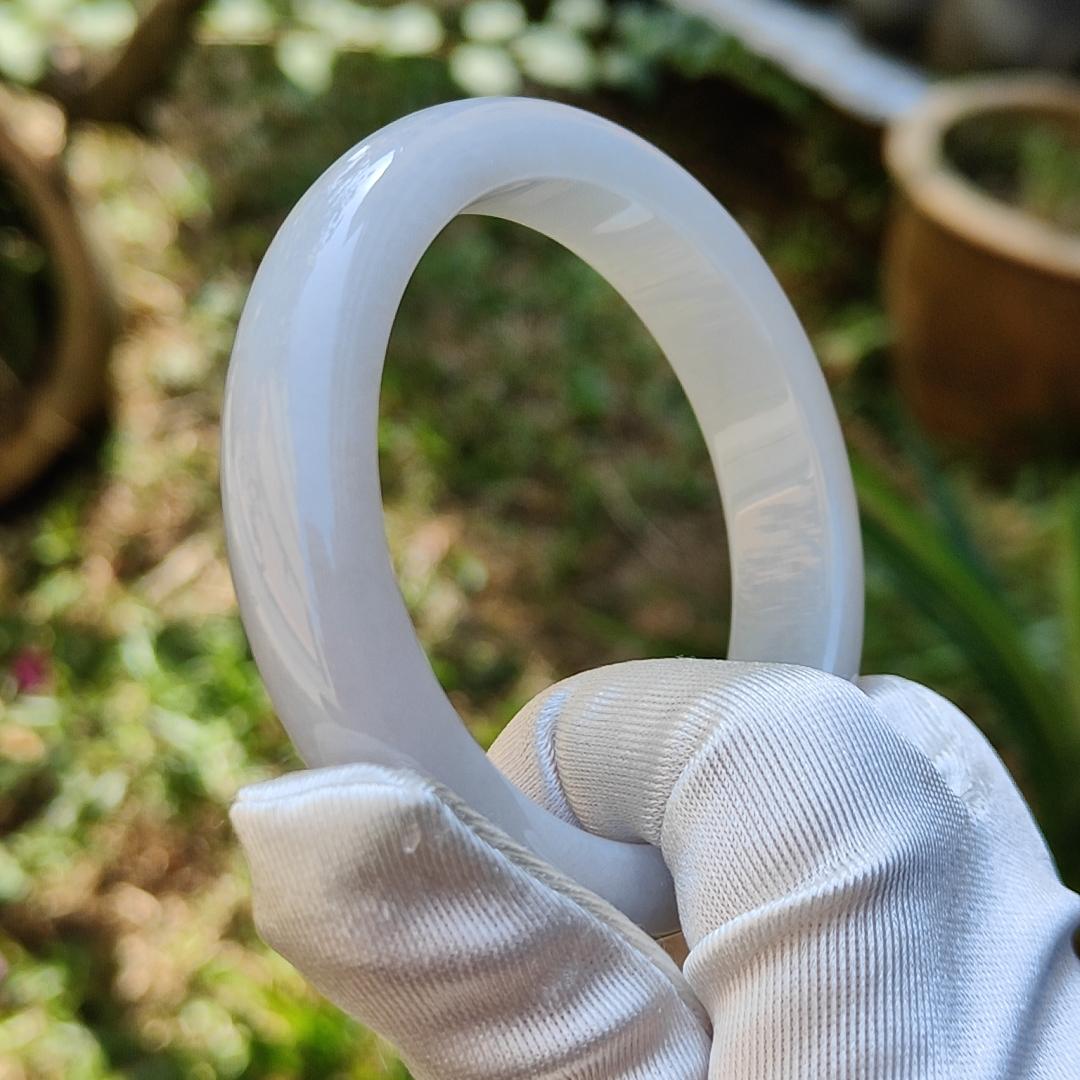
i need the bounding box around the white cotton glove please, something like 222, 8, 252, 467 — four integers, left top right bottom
230, 660, 1080, 1079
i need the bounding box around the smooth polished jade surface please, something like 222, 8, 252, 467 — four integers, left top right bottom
222, 97, 864, 934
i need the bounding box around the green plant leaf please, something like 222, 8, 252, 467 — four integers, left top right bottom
852, 450, 1080, 815
1059, 478, 1080, 721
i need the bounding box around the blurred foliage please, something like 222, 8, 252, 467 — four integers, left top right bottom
0, 0, 138, 85
1, 2, 1079, 1078
0, 0, 818, 106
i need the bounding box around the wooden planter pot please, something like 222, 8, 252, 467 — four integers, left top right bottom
0, 89, 115, 503
883, 76, 1080, 455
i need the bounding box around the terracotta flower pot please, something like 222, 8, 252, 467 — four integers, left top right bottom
0, 88, 115, 502
883, 76, 1080, 455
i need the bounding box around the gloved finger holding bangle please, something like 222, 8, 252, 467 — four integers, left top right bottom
232, 658, 1080, 1079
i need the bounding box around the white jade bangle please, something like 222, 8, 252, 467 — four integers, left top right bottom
222, 98, 864, 935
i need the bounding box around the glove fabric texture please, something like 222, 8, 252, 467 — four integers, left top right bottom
231, 659, 1080, 1078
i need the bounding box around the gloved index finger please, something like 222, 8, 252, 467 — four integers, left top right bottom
232, 762, 711, 1080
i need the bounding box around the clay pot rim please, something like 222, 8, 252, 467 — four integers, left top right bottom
884, 74, 1080, 281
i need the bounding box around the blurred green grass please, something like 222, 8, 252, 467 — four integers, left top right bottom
1, 25, 1079, 1080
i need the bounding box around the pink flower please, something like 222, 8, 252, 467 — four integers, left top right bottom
10, 647, 50, 694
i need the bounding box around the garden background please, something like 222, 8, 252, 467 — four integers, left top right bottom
1, 1, 1079, 1077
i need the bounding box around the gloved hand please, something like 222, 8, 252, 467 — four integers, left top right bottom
231, 660, 1080, 1078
